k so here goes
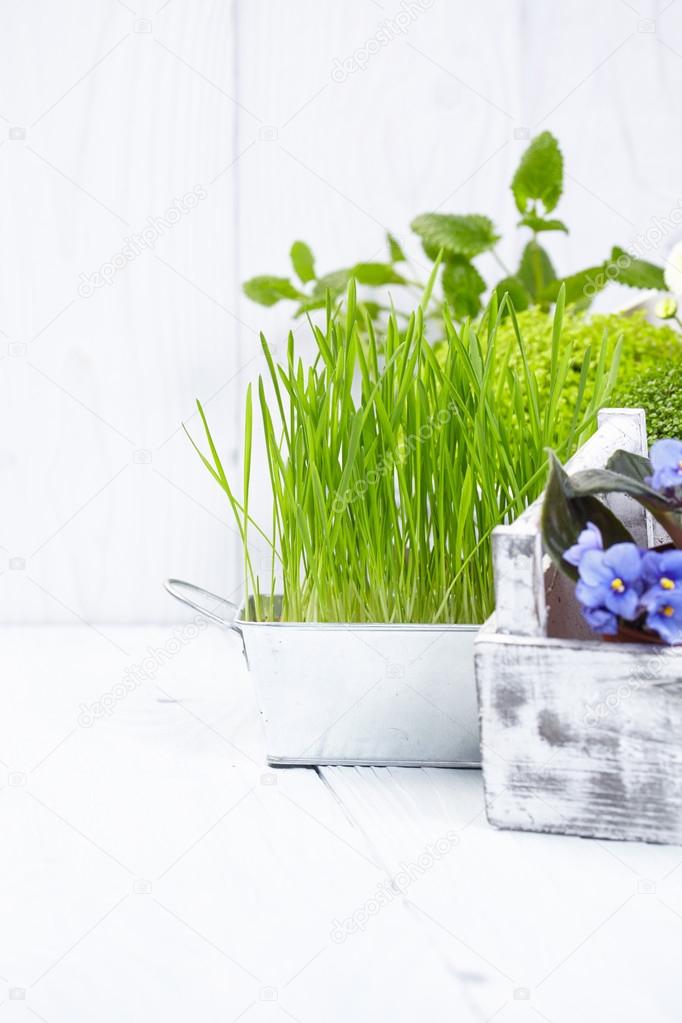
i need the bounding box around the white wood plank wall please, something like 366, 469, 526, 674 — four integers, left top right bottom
1, 0, 681, 623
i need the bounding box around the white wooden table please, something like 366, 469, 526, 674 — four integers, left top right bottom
2, 624, 681, 1022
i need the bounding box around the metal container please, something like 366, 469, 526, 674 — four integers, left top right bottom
164, 580, 481, 767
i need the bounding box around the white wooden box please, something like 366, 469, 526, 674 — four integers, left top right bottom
475, 408, 682, 846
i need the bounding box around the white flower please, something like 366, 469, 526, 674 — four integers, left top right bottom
664, 241, 682, 296
655, 296, 678, 320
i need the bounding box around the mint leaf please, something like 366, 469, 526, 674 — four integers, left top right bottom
608, 246, 665, 290
294, 297, 327, 317
442, 256, 486, 319
411, 213, 499, 259
518, 241, 557, 300
519, 212, 568, 234
312, 269, 352, 298
541, 265, 606, 306
541, 249, 666, 307
511, 131, 563, 214
387, 233, 406, 263
243, 276, 302, 307
493, 275, 531, 312
350, 262, 406, 286
290, 241, 316, 283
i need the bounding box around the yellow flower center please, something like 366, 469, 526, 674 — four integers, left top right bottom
661, 577, 676, 590
663, 605, 675, 618
610, 577, 625, 593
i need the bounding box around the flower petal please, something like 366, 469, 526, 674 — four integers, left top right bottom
576, 581, 607, 609
602, 543, 643, 585
578, 550, 612, 587
659, 550, 682, 578
604, 588, 640, 620
650, 438, 682, 471
582, 607, 618, 635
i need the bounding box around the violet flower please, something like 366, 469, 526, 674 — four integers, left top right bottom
641, 549, 682, 595
581, 606, 618, 636
642, 589, 682, 644
576, 543, 643, 621
647, 439, 682, 495
563, 521, 603, 567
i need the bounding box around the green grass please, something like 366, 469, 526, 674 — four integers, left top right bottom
495, 306, 682, 440
189, 282, 619, 624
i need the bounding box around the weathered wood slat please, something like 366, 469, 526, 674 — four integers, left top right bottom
476, 633, 682, 844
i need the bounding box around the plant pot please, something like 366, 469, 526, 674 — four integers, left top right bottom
475, 407, 682, 846
164, 580, 480, 767
604, 621, 666, 646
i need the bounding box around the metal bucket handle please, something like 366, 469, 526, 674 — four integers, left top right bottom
163, 578, 241, 633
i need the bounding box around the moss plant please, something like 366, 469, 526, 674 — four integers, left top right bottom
613, 364, 682, 442
494, 307, 682, 439
189, 281, 618, 625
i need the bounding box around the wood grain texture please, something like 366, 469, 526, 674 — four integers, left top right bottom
0, 0, 242, 624
4, 0, 682, 623
9, 623, 682, 1021
476, 632, 682, 844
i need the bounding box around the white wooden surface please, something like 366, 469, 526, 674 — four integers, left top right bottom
3, 0, 682, 623
3, 622, 682, 1020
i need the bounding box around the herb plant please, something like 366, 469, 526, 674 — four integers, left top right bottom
190, 281, 619, 625
243, 132, 665, 325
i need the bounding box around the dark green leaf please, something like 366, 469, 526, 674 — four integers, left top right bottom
387, 233, 406, 263
541, 452, 636, 579
570, 465, 682, 547
350, 262, 407, 286
442, 256, 486, 319
541, 265, 606, 306
243, 276, 303, 307
493, 275, 531, 312
411, 213, 500, 259
606, 449, 653, 483
518, 241, 557, 300
608, 246, 666, 291
290, 241, 316, 283
511, 131, 564, 214
518, 212, 568, 234
570, 467, 670, 507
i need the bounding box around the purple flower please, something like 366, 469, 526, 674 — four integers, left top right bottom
563, 522, 603, 568
576, 543, 643, 621
647, 439, 682, 494
641, 589, 682, 644
641, 549, 682, 594
581, 606, 618, 635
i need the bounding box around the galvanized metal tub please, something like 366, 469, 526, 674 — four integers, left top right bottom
164, 580, 481, 767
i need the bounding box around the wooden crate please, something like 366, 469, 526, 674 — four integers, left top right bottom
475, 408, 682, 846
